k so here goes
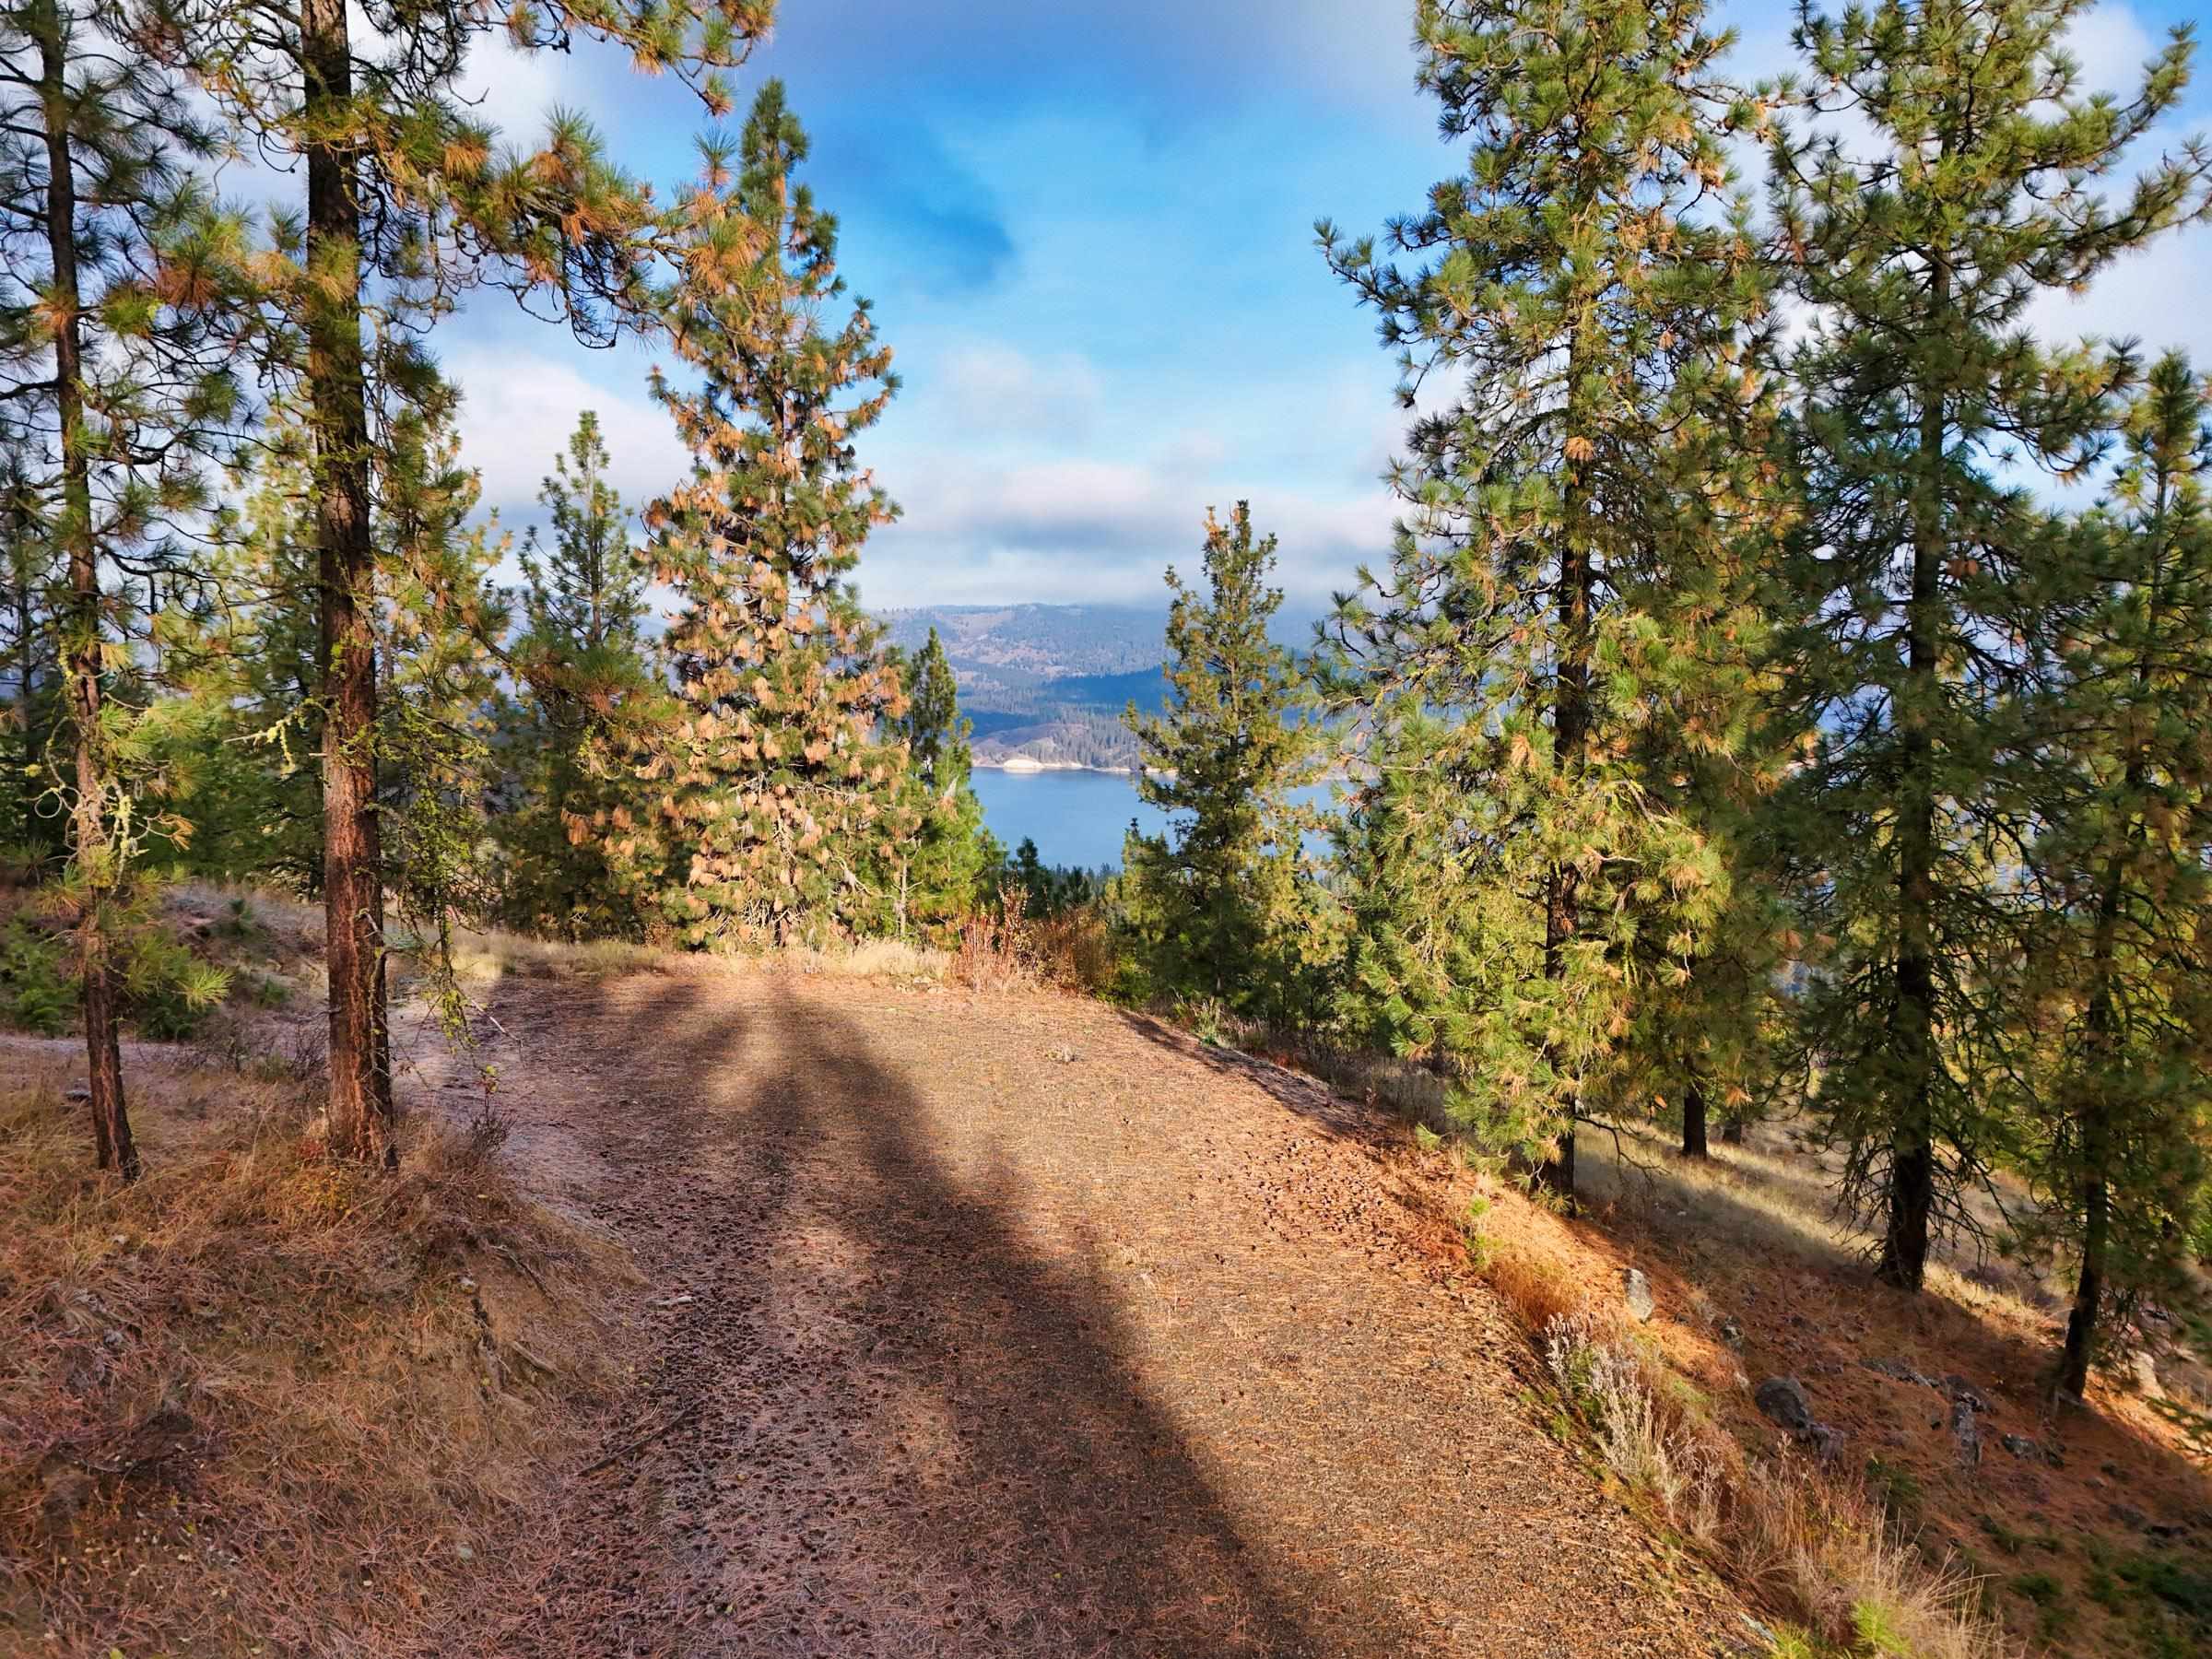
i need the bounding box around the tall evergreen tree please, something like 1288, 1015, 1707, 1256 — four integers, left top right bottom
518, 412, 645, 663
888, 628, 993, 937
1768, 0, 2210, 1288
168, 404, 326, 891
2007, 356, 2212, 1396
897, 629, 960, 788
613, 83, 912, 947
499, 412, 653, 939
146, 0, 777, 1159
0, 0, 247, 1176
375, 371, 511, 957
1318, 0, 1778, 1199
1122, 503, 1319, 1021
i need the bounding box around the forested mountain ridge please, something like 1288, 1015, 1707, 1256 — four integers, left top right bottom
877, 603, 1171, 680
876, 605, 1316, 767
877, 606, 1171, 766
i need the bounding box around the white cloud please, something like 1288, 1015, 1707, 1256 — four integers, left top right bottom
444, 345, 683, 529
2025, 222, 2212, 364
453, 33, 581, 147
2062, 3, 2160, 97
863, 447, 1394, 607
931, 343, 1103, 442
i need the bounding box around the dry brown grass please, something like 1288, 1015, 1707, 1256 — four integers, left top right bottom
1020, 904, 1119, 994
441, 916, 954, 991
0, 1064, 632, 1657
355, 884, 1113, 1001
1575, 1121, 2058, 1333
949, 886, 1039, 993
1534, 1289, 2011, 1659
1484, 1226, 1585, 1334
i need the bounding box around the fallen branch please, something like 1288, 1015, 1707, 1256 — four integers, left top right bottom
579, 1399, 702, 1477
492, 1241, 550, 1295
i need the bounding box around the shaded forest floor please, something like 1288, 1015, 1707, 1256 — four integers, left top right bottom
410, 968, 1752, 1656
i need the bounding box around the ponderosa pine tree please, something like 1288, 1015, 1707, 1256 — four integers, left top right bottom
897, 629, 959, 787
1329, 703, 1486, 1061
888, 628, 993, 937
172, 382, 507, 922
615, 83, 912, 947
145, 0, 776, 1160
0, 0, 248, 1176
0, 454, 62, 856
169, 404, 326, 890
2006, 356, 2212, 1397
1639, 776, 1794, 1159
375, 372, 511, 959
1318, 0, 1778, 1200
1768, 0, 2210, 1288
500, 412, 653, 940
1619, 421, 1797, 1162
1122, 503, 1319, 1022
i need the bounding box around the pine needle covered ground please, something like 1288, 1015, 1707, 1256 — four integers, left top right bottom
7, 900, 2209, 1655
402, 964, 1751, 1657
0, 893, 637, 1656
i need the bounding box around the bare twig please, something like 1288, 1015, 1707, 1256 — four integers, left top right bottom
578, 1399, 702, 1477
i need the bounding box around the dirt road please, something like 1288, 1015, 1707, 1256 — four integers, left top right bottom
429, 970, 1747, 1657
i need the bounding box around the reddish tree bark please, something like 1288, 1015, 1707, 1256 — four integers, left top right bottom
303, 0, 393, 1162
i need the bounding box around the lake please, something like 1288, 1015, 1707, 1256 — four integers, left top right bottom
968, 767, 1335, 872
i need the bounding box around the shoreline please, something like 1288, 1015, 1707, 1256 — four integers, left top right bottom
971, 759, 1352, 787
971, 757, 1146, 777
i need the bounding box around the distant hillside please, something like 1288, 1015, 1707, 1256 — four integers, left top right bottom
876, 606, 1169, 768
878, 605, 1166, 680
875, 602, 1312, 771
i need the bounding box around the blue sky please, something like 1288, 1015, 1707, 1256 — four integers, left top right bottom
443, 0, 2212, 611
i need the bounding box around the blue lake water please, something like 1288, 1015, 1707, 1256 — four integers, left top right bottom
968, 768, 1335, 873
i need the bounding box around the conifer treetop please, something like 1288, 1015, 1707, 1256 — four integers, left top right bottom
618, 80, 911, 947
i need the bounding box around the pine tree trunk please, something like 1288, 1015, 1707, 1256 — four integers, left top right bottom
2059, 610, 2158, 1398
1538, 621, 1587, 1201
1681, 1078, 1709, 1159
2058, 1163, 2108, 1400
1721, 1113, 1746, 1146
1878, 258, 1950, 1293
1537, 391, 1595, 1207
39, 13, 137, 1182
2057, 842, 2133, 1399
302, 0, 393, 1163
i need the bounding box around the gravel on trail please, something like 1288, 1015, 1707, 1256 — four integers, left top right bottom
429, 971, 1750, 1658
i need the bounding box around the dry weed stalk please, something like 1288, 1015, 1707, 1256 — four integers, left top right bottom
954, 885, 1032, 992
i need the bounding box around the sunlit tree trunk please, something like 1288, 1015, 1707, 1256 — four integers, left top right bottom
302, 0, 392, 1162
36, 5, 134, 1179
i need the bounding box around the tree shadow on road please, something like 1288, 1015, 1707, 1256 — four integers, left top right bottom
474, 971, 1426, 1657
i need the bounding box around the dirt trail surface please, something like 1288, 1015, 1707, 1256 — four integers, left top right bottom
423, 971, 1748, 1657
